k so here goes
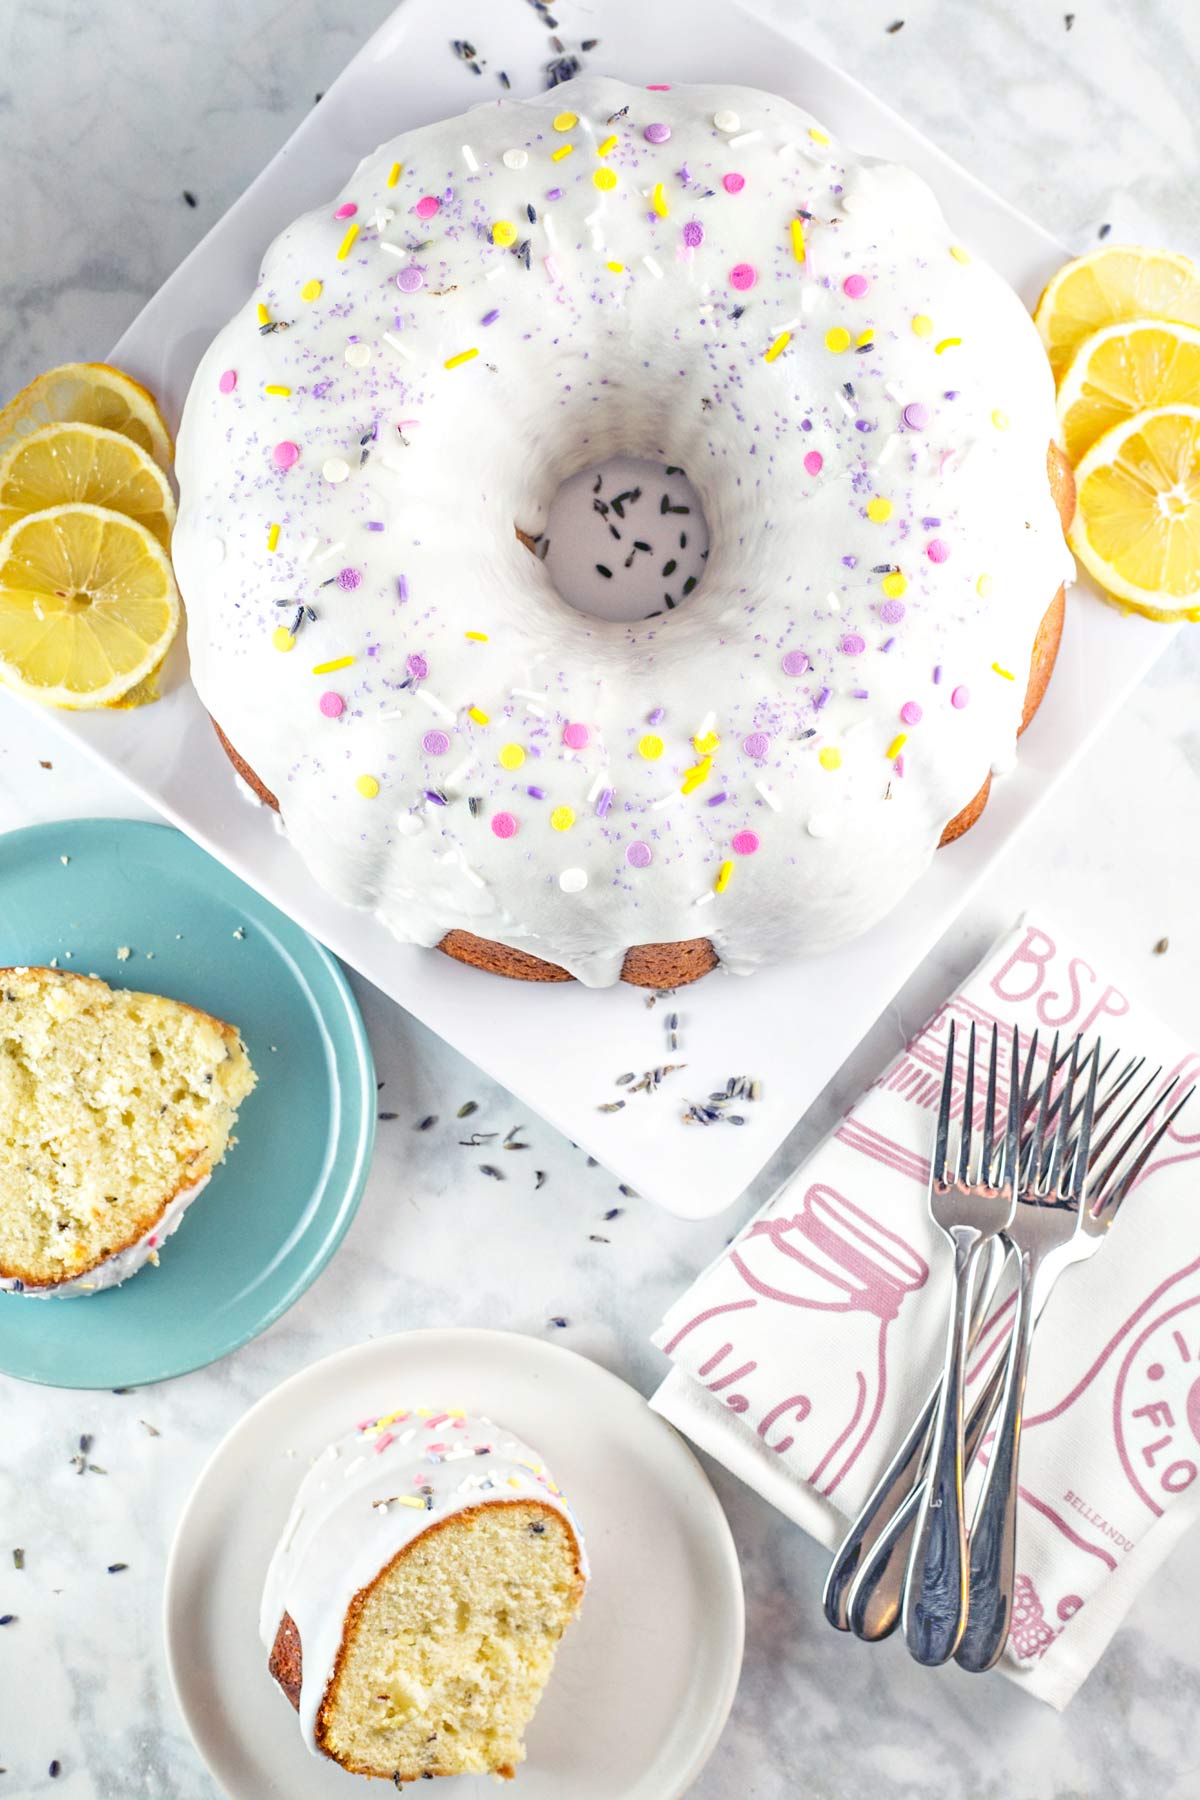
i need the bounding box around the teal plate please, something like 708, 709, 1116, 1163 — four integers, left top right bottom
0, 819, 376, 1389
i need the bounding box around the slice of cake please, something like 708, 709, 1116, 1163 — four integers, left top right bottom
261, 1408, 587, 1782
0, 967, 255, 1295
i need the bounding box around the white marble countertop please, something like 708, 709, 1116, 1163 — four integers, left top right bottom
2, 2, 1200, 1795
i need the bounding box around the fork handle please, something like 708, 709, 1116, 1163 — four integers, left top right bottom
956, 1248, 1039, 1672
901, 1233, 976, 1665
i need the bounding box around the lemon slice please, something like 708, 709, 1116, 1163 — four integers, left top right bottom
0, 363, 173, 472
0, 423, 176, 547
1056, 319, 1200, 463
1069, 404, 1200, 620
0, 503, 180, 707
1034, 247, 1200, 383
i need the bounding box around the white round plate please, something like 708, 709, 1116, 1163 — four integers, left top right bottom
164, 1328, 744, 1799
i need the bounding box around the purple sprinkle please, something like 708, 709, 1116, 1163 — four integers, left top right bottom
840, 633, 866, 655
527, 784, 546, 799
398, 574, 409, 602
707, 791, 727, 806
854, 418, 874, 433
546, 187, 564, 200
801, 418, 813, 432
944, 390, 959, 400
312, 380, 332, 399
396, 267, 424, 293
422, 730, 450, 755
922, 517, 942, 529
336, 567, 362, 591
814, 686, 831, 709
481, 308, 501, 326
626, 841, 652, 869
682, 220, 704, 247
902, 402, 930, 431
366, 521, 385, 531
880, 636, 896, 652
407, 652, 427, 679
742, 732, 770, 759
880, 599, 906, 624
841, 554, 858, 569
644, 122, 672, 143
647, 706, 665, 725
424, 789, 447, 806
933, 665, 943, 684
852, 688, 870, 699
781, 649, 809, 678
595, 786, 613, 817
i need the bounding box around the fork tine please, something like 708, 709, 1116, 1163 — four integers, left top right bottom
1045, 1035, 1081, 1196
1091, 1086, 1195, 1223
1021, 1033, 1072, 1139
934, 1020, 955, 1183
1004, 1024, 1022, 1187
1089, 1074, 1180, 1204
1029, 1031, 1060, 1187
1067, 1041, 1102, 1199
1088, 1064, 1163, 1171
958, 1020, 977, 1184
980, 1024, 999, 1184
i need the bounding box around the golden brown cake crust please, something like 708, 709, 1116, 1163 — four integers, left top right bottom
216, 442, 1075, 987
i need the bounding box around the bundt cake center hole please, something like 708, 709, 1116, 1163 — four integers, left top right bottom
539, 455, 709, 622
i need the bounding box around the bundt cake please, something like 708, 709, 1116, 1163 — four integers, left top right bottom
261, 1407, 587, 1782
0, 967, 255, 1294
174, 75, 1074, 988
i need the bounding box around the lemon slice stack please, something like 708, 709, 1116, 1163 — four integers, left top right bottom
0, 364, 180, 707
1035, 247, 1200, 621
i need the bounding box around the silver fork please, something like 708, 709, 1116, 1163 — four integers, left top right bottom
956, 1049, 1192, 1670
900, 1020, 1019, 1667
843, 1050, 1190, 1644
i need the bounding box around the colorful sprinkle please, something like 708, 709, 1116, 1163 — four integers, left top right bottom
651, 181, 669, 218
866, 496, 892, 524
911, 314, 934, 338
881, 571, 908, 599
312, 655, 355, 673
407, 653, 427, 679
843, 273, 870, 298
927, 538, 950, 563
386, 161, 402, 187
444, 348, 479, 369
256, 303, 270, 326
596, 134, 618, 157
764, 331, 791, 363
491, 811, 518, 838
396, 266, 424, 292
593, 167, 618, 190
992, 663, 1015, 680
551, 144, 574, 163
464, 631, 488, 642
264, 384, 291, 397
562, 722, 590, 750
559, 868, 588, 893
322, 457, 350, 484
809, 126, 831, 145
841, 633, 866, 655
935, 337, 962, 354
732, 831, 760, 855
272, 440, 300, 470
682, 221, 704, 247
319, 691, 344, 718
819, 746, 842, 771
886, 733, 907, 760
644, 121, 672, 143
336, 223, 360, 260
336, 568, 361, 591
492, 220, 517, 247
900, 701, 923, 726
950, 244, 971, 264
550, 806, 575, 831
218, 369, 237, 394
266, 522, 280, 552
356, 774, 379, 799
722, 172, 745, 194
271, 625, 294, 652
468, 705, 490, 725
334, 203, 358, 221
553, 111, 578, 130
713, 109, 741, 132
481, 308, 501, 326
977, 574, 994, 597
781, 649, 810, 677
502, 148, 529, 170
714, 859, 735, 893
825, 326, 851, 354
414, 195, 440, 219
992, 409, 1010, 430
300, 279, 323, 301
803, 450, 824, 477
423, 730, 451, 755
626, 841, 652, 868
638, 734, 664, 760
902, 402, 930, 430
498, 743, 525, 769
951, 685, 970, 709
729, 262, 758, 291
790, 218, 806, 261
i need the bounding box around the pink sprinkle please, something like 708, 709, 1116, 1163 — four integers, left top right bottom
334, 202, 358, 220
682, 221, 704, 248
425, 1414, 450, 1430
900, 701, 923, 726
742, 732, 770, 759
803, 449, 824, 477
722, 172, 745, 194
841, 633, 866, 655
644, 122, 671, 143
894, 754, 905, 777
562, 721, 590, 750
336, 567, 362, 591
843, 273, 870, 299
148, 1235, 158, 1249
927, 538, 950, 563
218, 369, 237, 394
880, 599, 906, 624
374, 1432, 395, 1454
646, 84, 671, 90
782, 649, 810, 677
407, 652, 427, 679
319, 691, 344, 719
272, 440, 300, 470
903, 401, 930, 430
422, 730, 450, 755
732, 830, 760, 856
414, 195, 440, 220
626, 841, 652, 868
396, 266, 424, 293
952, 685, 970, 709
729, 262, 757, 290
491, 811, 518, 839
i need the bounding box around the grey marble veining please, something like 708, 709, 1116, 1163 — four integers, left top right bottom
2, 3, 1200, 1796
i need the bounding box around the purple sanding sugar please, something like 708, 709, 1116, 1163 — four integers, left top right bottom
841, 555, 858, 569
407, 653, 427, 679
312, 380, 332, 399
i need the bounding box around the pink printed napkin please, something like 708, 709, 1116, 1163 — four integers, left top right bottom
651, 918, 1200, 1708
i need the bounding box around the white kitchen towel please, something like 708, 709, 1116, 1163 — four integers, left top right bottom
651, 918, 1200, 1708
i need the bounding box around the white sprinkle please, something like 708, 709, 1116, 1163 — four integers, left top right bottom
367, 206, 395, 231
695, 709, 716, 740
502, 147, 529, 170
378, 240, 406, 259
807, 811, 842, 839
776, 140, 797, 160
484, 265, 506, 282
544, 255, 562, 283
314, 539, 348, 563
641, 254, 664, 279
727, 130, 762, 149
523, 701, 546, 718
297, 537, 318, 564
755, 780, 782, 812
395, 812, 425, 837
652, 791, 681, 811
542, 212, 557, 244
559, 868, 588, 894
835, 392, 857, 420
415, 687, 456, 721
693, 891, 716, 908
883, 382, 905, 405
824, 589, 841, 612
323, 456, 351, 484
876, 433, 899, 466
511, 688, 547, 702
800, 285, 819, 315
383, 331, 416, 360
342, 1456, 366, 1480
344, 341, 372, 368
713, 109, 740, 132
462, 143, 479, 172
445, 756, 476, 785
585, 770, 608, 802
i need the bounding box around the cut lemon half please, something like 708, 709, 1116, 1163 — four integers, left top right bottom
0, 423, 176, 546
1069, 404, 1200, 621
1035, 247, 1200, 383
1057, 318, 1200, 463
0, 503, 180, 707
0, 363, 173, 472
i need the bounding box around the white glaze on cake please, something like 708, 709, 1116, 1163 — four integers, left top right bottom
0, 1174, 209, 1298
174, 76, 1074, 986
259, 1407, 586, 1755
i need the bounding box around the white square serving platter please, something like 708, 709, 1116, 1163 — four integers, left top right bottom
3, 0, 1175, 1219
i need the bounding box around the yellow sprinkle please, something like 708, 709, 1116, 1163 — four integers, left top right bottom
553, 111, 578, 131
597, 134, 618, 156
886, 733, 907, 760
312, 655, 354, 674
468, 705, 490, 725
551, 143, 574, 162
638, 734, 664, 760
550, 806, 575, 831
266, 522, 280, 552
992, 409, 1010, 430
950, 244, 971, 264
825, 326, 851, 354
271, 625, 294, 652
651, 181, 669, 218
855, 329, 875, 349
977, 574, 994, 597
444, 348, 479, 369
992, 663, 1015, 680
386, 161, 402, 188
693, 730, 720, 754
911, 314, 934, 338
264, 384, 291, 397
681, 757, 712, 794
881, 571, 908, 599
464, 630, 489, 641
809, 126, 831, 145
790, 217, 806, 261
492, 220, 517, 247
356, 774, 380, 799
867, 497, 893, 524
336, 222, 360, 260
714, 859, 734, 893
606, 261, 626, 273
508, 1475, 522, 1488
300, 278, 323, 302
256, 302, 270, 326
819, 746, 842, 772
935, 336, 963, 354
395, 1495, 425, 1509
765, 331, 792, 363
498, 743, 525, 770
593, 167, 618, 191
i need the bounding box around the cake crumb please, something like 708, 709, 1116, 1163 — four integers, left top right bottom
116, 947, 132, 962
1153, 937, 1169, 955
